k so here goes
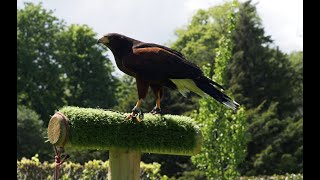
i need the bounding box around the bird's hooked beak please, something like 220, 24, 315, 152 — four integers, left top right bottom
97, 36, 109, 44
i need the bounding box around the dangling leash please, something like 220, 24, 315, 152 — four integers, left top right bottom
53, 146, 69, 180
52, 112, 70, 180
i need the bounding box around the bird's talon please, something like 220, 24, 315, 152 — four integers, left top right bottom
126, 114, 133, 119
138, 112, 144, 120
127, 107, 143, 123
132, 116, 141, 123
126, 113, 137, 119
150, 107, 161, 115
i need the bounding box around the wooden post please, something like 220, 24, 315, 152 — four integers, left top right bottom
47, 106, 203, 179
108, 149, 141, 180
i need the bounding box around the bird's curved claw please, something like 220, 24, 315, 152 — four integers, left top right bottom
150, 107, 161, 115
127, 107, 144, 123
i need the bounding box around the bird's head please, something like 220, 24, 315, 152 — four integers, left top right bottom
97, 33, 134, 50
97, 33, 119, 45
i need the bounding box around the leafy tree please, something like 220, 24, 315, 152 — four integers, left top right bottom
225, 1, 303, 175
17, 105, 51, 160
172, 1, 235, 78
169, 1, 239, 119
226, 0, 272, 110
17, 3, 65, 121
242, 103, 303, 175
17, 3, 118, 126
288, 51, 303, 117
226, 0, 296, 118
57, 24, 118, 109
173, 1, 303, 175
192, 1, 248, 179
17, 3, 119, 162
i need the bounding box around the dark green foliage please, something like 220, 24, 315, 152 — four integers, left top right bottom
171, 2, 235, 77
225, 1, 303, 175
288, 51, 303, 117
191, 2, 248, 179
235, 174, 303, 180
168, 2, 248, 178
66, 149, 109, 165
17, 155, 164, 180
170, 169, 207, 180
238, 106, 303, 176
227, 0, 273, 110
165, 2, 238, 121
17, 2, 121, 165
59, 106, 201, 155
243, 104, 303, 175
142, 154, 193, 178
17, 3, 118, 125
241, 103, 284, 175
171, 0, 302, 176
17, 3, 65, 121
160, 88, 198, 116
17, 106, 51, 160
57, 25, 118, 109
227, 1, 296, 117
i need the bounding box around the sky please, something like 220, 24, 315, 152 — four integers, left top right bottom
17, 0, 303, 75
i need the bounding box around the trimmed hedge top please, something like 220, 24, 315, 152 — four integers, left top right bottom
48, 106, 202, 156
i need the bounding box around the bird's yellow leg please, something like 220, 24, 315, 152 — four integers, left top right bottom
135, 99, 143, 108
151, 91, 162, 115
156, 91, 161, 109
127, 99, 143, 123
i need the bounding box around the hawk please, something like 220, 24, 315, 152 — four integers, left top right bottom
97, 33, 239, 122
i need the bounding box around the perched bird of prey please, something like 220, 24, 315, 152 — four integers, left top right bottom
97, 33, 239, 122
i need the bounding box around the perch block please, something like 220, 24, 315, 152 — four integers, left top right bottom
48, 106, 202, 180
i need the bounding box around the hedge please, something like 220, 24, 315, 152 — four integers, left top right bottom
17, 154, 167, 180
17, 155, 303, 180
235, 174, 303, 180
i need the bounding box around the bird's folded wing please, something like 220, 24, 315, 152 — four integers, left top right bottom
133, 43, 185, 59
131, 43, 203, 79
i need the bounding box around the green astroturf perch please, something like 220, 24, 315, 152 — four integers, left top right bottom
47, 106, 202, 180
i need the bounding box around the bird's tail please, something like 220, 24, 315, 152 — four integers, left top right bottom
170, 77, 240, 110
194, 77, 239, 110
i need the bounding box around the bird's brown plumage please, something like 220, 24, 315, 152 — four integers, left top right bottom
97, 33, 239, 120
